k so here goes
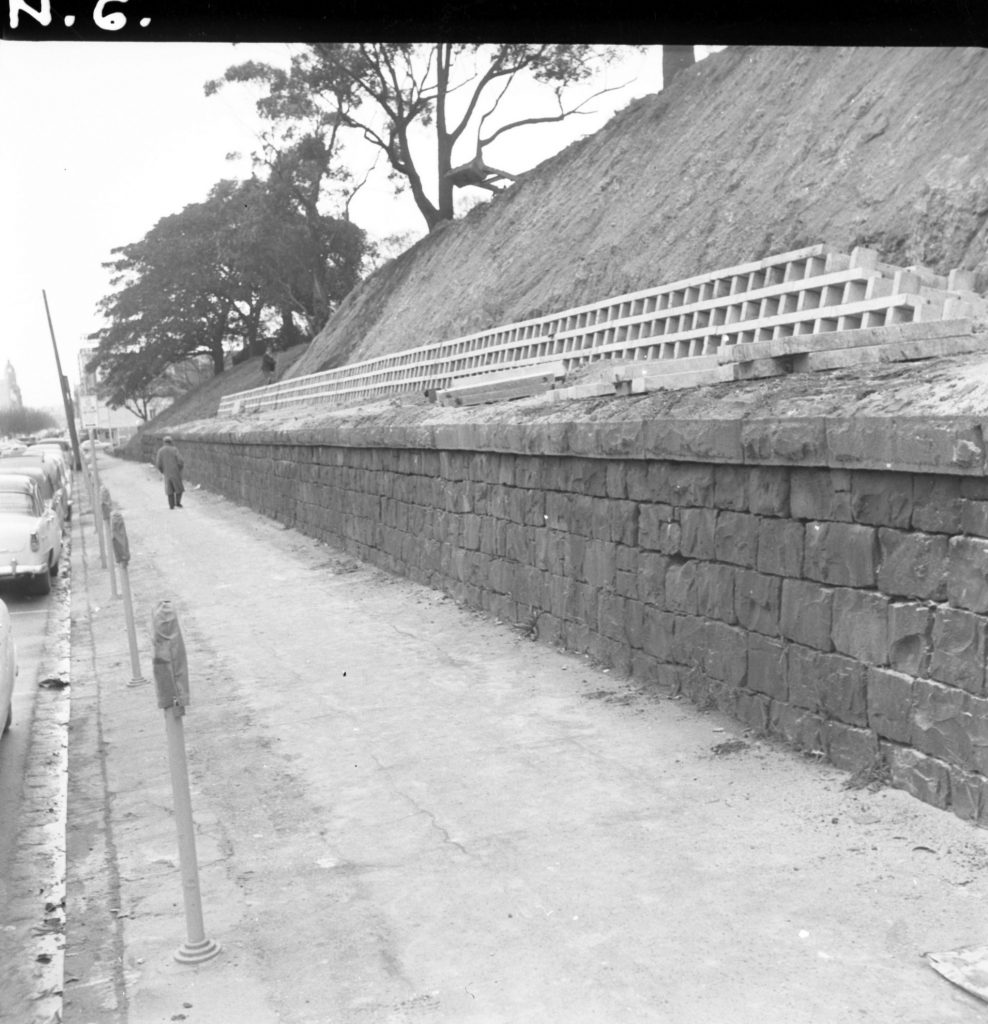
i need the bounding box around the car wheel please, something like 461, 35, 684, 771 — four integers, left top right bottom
29, 567, 52, 596
50, 554, 59, 577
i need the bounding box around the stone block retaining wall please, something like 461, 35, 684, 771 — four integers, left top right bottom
139, 410, 988, 825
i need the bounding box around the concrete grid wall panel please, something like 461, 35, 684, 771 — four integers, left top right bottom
139, 430, 988, 826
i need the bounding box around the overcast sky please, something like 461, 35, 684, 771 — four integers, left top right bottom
0, 42, 718, 412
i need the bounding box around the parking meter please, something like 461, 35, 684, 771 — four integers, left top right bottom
100, 485, 112, 524
152, 600, 190, 711
110, 511, 130, 565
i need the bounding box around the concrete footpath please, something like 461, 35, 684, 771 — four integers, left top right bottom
61, 455, 988, 1024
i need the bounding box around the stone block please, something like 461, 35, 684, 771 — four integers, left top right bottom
605, 462, 628, 499
699, 621, 749, 687
664, 559, 699, 615
887, 601, 932, 676
804, 521, 877, 587
886, 746, 951, 811
624, 464, 652, 502
961, 500, 988, 538
695, 562, 736, 623
789, 468, 853, 523
756, 518, 804, 578
642, 610, 676, 661
831, 588, 889, 665
583, 541, 617, 589
849, 470, 912, 528
747, 634, 787, 700
826, 722, 879, 772
930, 607, 986, 696
505, 523, 532, 565
773, 704, 827, 755
948, 766, 984, 823
608, 500, 640, 545
597, 594, 627, 642
747, 467, 790, 517
679, 508, 717, 560
911, 677, 969, 766
624, 598, 646, 650
651, 463, 715, 507
641, 417, 743, 464
713, 465, 749, 511
671, 614, 704, 666
780, 578, 834, 651
564, 533, 588, 581
876, 529, 949, 601
966, 694, 988, 776
714, 511, 760, 567
734, 569, 782, 636
866, 667, 915, 743
962, 478, 988, 501
911, 476, 963, 533
740, 417, 829, 466
637, 552, 669, 606
948, 536, 988, 613
735, 690, 772, 734
638, 504, 680, 554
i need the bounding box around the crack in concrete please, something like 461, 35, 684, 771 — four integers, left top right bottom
368, 751, 474, 859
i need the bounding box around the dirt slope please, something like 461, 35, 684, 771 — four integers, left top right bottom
289, 45, 988, 379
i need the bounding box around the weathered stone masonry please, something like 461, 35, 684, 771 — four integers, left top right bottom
141, 394, 988, 825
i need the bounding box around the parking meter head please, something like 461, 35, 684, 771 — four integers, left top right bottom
110, 511, 130, 565
100, 485, 111, 520
151, 600, 190, 710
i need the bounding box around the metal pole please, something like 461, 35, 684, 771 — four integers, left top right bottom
88, 429, 107, 568
100, 487, 118, 599
110, 512, 147, 687
40, 290, 83, 472
163, 705, 219, 963
151, 601, 219, 965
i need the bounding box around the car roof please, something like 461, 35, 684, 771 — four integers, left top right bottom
0, 473, 40, 493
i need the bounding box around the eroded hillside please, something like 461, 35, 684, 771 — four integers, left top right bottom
288, 45, 988, 381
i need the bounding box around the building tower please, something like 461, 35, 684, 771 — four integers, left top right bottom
0, 361, 23, 412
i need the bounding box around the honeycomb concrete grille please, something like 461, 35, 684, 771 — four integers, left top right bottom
218, 246, 984, 415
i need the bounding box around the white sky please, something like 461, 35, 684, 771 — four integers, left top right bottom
0, 42, 719, 412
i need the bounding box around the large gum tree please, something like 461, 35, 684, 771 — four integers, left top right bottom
206, 43, 630, 232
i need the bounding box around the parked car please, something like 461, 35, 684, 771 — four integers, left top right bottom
11, 450, 72, 521
0, 455, 69, 526
0, 474, 62, 595
0, 599, 16, 734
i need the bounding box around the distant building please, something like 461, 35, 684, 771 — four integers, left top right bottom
0, 361, 23, 412
75, 342, 178, 443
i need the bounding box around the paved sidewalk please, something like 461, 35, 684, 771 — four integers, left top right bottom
63, 455, 988, 1024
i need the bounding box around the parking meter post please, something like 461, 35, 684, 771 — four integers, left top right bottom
111, 512, 147, 687
100, 486, 118, 599
151, 601, 220, 966
88, 430, 107, 569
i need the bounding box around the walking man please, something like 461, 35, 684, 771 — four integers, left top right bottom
155, 435, 185, 509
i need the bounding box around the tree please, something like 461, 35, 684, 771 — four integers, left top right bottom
206, 44, 629, 232
88, 176, 368, 413
0, 407, 58, 437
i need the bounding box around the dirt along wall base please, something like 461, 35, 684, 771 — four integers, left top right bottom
139, 344, 988, 825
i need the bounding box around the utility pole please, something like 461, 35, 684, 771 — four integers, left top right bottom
41, 290, 84, 472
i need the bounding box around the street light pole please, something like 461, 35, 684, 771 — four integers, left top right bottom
41, 291, 83, 473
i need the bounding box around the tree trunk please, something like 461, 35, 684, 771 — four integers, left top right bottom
209, 302, 230, 375
663, 45, 696, 86
434, 46, 455, 227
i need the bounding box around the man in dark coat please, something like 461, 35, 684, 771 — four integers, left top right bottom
155, 436, 185, 509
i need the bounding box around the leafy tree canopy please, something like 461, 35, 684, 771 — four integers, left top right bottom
88, 175, 368, 417
206, 43, 631, 232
